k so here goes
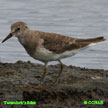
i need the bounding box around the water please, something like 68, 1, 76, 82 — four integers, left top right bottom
0, 0, 108, 70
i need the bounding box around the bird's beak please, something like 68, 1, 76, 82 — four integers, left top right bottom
2, 33, 13, 43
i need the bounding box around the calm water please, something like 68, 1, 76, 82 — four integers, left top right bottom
0, 0, 108, 70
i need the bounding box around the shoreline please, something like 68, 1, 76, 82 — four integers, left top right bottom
0, 61, 108, 108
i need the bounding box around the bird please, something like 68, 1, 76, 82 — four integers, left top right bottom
2, 21, 106, 84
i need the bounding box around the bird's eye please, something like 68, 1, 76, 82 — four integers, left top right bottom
16, 28, 20, 31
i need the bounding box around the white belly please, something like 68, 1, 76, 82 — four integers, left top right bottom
33, 47, 56, 62
32, 46, 88, 62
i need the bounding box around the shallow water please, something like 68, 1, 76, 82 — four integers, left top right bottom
0, 0, 108, 70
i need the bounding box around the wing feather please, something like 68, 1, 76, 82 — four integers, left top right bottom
40, 32, 82, 53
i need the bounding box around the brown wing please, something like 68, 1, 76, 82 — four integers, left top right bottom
40, 31, 105, 54
40, 32, 82, 54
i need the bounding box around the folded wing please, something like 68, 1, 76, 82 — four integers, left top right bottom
41, 33, 105, 54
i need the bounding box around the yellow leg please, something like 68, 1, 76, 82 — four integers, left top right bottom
40, 62, 48, 85
53, 60, 64, 84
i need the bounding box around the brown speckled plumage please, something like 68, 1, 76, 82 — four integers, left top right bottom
40, 33, 105, 53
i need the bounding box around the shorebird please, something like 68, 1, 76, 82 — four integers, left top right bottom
2, 22, 105, 84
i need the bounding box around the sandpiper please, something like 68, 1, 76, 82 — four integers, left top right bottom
2, 22, 105, 84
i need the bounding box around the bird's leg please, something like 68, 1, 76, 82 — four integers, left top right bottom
39, 62, 48, 85
53, 60, 64, 84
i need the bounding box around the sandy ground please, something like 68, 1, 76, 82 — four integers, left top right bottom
0, 61, 108, 108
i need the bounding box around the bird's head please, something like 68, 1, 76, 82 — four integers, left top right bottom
2, 21, 28, 43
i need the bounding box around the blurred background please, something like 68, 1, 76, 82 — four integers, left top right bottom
0, 0, 108, 69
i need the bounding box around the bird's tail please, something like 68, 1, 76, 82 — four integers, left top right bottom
77, 36, 105, 43
86, 36, 105, 43
76, 36, 106, 47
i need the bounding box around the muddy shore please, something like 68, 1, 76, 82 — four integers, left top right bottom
0, 61, 108, 108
